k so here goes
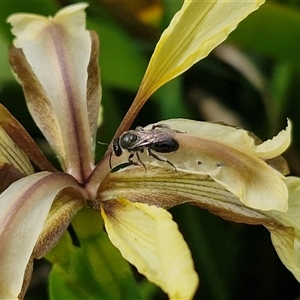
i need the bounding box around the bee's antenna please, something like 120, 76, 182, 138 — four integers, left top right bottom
98, 141, 109, 146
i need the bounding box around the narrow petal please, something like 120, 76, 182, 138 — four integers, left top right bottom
0, 172, 84, 299
113, 0, 264, 136
101, 198, 199, 299
139, 0, 264, 100
8, 3, 95, 182
266, 177, 300, 282
87, 31, 102, 146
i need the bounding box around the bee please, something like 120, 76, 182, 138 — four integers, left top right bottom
110, 124, 179, 170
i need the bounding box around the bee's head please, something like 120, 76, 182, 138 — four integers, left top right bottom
112, 137, 122, 156
119, 132, 138, 150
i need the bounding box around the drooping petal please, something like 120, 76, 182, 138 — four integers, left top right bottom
145, 118, 291, 160
265, 177, 300, 282
8, 3, 96, 182
98, 165, 281, 225
109, 119, 289, 211
101, 198, 199, 299
139, 0, 264, 102
0, 172, 85, 299
151, 135, 288, 212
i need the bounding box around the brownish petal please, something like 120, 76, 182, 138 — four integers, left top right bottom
86, 31, 102, 147
0, 163, 25, 193
17, 188, 84, 300
33, 188, 84, 259
97, 165, 284, 228
0, 172, 86, 299
18, 257, 33, 300
8, 48, 61, 172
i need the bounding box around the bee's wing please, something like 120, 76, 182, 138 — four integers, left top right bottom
132, 130, 176, 148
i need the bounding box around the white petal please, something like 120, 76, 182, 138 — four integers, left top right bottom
8, 3, 94, 181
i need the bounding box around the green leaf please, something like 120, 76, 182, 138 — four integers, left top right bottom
88, 19, 148, 92
155, 76, 190, 119
47, 208, 153, 300
229, 2, 300, 68
0, 33, 12, 83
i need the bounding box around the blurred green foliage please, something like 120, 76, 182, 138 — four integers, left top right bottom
1, 0, 300, 299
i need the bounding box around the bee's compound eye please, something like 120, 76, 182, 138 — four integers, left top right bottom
113, 137, 122, 156
120, 133, 138, 149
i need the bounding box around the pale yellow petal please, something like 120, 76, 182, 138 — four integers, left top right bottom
146, 118, 291, 159
269, 228, 300, 282
139, 0, 264, 99
101, 198, 199, 299
135, 122, 288, 211
251, 119, 291, 159
0, 172, 84, 299
265, 177, 300, 282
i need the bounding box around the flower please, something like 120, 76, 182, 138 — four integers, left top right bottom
2, 1, 297, 299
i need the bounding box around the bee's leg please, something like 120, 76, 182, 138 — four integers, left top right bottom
109, 151, 113, 169
151, 124, 171, 130
136, 151, 147, 171
152, 124, 184, 134
128, 152, 138, 165
128, 151, 147, 171
147, 149, 177, 171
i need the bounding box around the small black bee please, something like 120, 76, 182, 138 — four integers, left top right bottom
111, 124, 179, 170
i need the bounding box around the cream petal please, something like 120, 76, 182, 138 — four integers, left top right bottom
0, 172, 84, 299
101, 198, 199, 299
251, 119, 291, 159
8, 3, 94, 181
145, 118, 291, 160
266, 177, 300, 282
128, 126, 288, 211
138, 0, 264, 100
